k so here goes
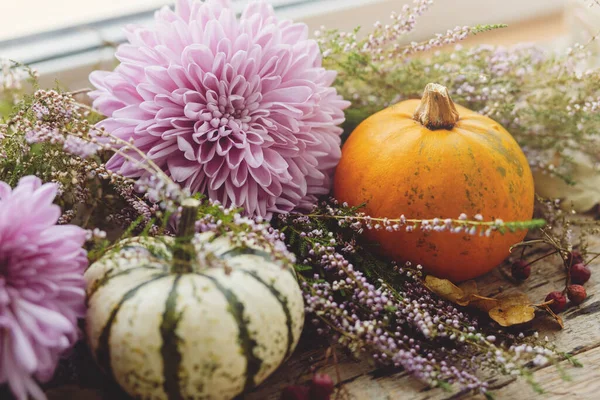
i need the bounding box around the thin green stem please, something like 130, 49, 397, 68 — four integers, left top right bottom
307, 213, 544, 230
172, 198, 200, 274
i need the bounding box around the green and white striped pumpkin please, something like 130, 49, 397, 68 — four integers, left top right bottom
84, 232, 304, 400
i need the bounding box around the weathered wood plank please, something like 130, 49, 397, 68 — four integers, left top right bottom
243, 340, 375, 400
491, 345, 600, 399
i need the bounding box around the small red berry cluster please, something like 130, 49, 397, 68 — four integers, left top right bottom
281, 374, 335, 400
511, 250, 591, 313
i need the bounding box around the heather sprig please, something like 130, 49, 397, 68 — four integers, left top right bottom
277, 199, 566, 395
278, 201, 559, 392
0, 88, 178, 235
0, 59, 37, 113
375, 24, 507, 63
306, 200, 545, 236
0, 59, 32, 93
0, 89, 100, 210
191, 198, 294, 264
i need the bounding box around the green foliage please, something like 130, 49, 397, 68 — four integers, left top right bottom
500, 219, 547, 233
470, 24, 508, 35
0, 98, 14, 117
563, 352, 584, 368
0, 88, 95, 197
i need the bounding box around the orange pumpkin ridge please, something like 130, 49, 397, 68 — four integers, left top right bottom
334, 83, 534, 282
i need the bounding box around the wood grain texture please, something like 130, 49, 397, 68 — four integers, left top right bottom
492, 345, 600, 399
245, 234, 600, 400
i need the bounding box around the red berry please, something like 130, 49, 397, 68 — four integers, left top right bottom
570, 263, 591, 285
567, 285, 587, 305
511, 260, 531, 281
545, 291, 567, 313
309, 373, 335, 400
567, 250, 584, 266
281, 385, 309, 400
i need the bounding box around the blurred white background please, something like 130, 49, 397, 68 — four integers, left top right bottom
0, 0, 585, 89
1, 0, 169, 41
0, 0, 567, 42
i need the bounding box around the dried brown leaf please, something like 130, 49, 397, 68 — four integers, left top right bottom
487, 293, 537, 327
424, 276, 466, 304
497, 293, 531, 308
489, 304, 536, 327
424, 276, 543, 327
470, 295, 499, 312
458, 281, 478, 297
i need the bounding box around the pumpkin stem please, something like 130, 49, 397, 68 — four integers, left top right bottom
172, 198, 200, 274
414, 83, 460, 130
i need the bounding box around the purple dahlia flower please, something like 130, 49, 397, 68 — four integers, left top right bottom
89, 0, 349, 217
0, 176, 87, 400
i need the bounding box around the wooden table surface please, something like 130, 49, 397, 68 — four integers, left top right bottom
245, 231, 600, 400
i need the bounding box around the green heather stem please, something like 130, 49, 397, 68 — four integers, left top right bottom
172, 198, 200, 274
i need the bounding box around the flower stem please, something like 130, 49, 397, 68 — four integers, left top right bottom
414, 83, 460, 130
172, 198, 200, 274
306, 212, 544, 230
526, 250, 559, 267
586, 253, 600, 266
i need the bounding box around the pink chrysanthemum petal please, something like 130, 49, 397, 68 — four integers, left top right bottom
0, 176, 88, 400
90, 0, 350, 217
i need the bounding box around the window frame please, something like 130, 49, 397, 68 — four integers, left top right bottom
0, 0, 566, 89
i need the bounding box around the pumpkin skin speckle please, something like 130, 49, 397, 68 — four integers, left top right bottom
334, 87, 534, 282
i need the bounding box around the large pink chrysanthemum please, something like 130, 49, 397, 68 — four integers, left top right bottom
0, 176, 88, 400
89, 0, 349, 217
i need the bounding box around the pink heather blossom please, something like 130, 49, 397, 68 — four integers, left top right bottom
89, 0, 349, 217
0, 176, 88, 400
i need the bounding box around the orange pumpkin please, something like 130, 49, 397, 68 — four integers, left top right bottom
334, 83, 534, 282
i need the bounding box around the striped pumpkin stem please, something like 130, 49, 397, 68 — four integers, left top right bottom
172, 198, 201, 274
